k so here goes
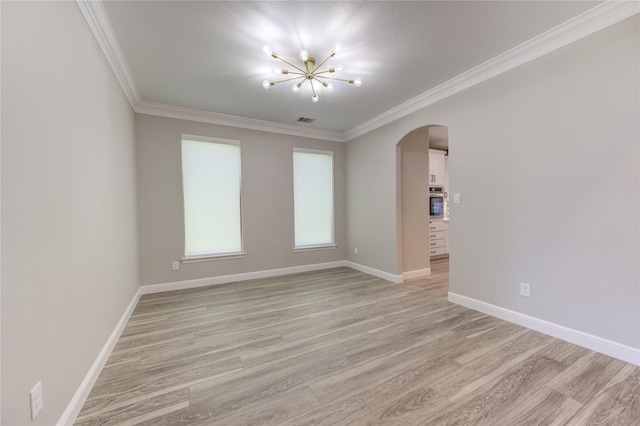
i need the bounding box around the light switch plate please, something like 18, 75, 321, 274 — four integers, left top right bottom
30, 382, 43, 419
453, 193, 461, 204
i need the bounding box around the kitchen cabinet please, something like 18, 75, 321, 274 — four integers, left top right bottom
445, 229, 450, 254
429, 149, 445, 186
429, 221, 449, 257
444, 156, 449, 200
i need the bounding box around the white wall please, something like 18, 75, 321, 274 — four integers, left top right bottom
1, 2, 139, 424
135, 114, 347, 286
347, 17, 639, 350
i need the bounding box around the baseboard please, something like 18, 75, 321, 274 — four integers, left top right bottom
58, 288, 142, 425
141, 261, 349, 294
58, 259, 399, 424
448, 292, 640, 366
403, 268, 431, 280
345, 261, 403, 283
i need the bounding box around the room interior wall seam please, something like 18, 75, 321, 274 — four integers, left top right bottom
137, 260, 405, 296
345, 1, 640, 140
57, 289, 142, 425
140, 261, 349, 294
345, 261, 404, 284
75, 0, 639, 143
75, 0, 139, 107
449, 292, 640, 366
135, 103, 345, 142
61, 259, 400, 421
403, 268, 431, 281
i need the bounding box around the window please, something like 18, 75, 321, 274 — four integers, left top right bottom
293, 148, 335, 249
181, 135, 243, 259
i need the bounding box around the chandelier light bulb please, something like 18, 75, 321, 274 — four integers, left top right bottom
261, 43, 360, 101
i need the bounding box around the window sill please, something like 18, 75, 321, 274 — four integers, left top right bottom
181, 252, 247, 263
293, 244, 337, 253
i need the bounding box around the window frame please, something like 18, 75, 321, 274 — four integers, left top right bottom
292, 147, 336, 251
180, 134, 245, 263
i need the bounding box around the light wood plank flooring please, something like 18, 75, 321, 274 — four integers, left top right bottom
76, 258, 640, 425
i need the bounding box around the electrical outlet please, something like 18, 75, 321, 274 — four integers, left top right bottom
30, 381, 43, 420
172, 261, 180, 271
520, 282, 531, 297
354, 247, 358, 255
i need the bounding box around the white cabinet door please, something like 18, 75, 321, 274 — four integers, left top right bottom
429, 221, 449, 257
429, 150, 445, 186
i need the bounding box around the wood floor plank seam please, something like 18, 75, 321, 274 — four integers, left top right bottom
76, 258, 640, 425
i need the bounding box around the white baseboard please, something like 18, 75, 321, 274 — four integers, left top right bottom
141, 261, 348, 294
58, 288, 142, 425
403, 268, 431, 280
448, 292, 640, 366
59, 259, 400, 425
345, 261, 403, 283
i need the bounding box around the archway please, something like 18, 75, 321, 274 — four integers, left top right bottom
396, 125, 449, 279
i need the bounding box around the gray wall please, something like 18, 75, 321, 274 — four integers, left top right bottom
398, 127, 430, 274
135, 114, 347, 286
347, 124, 401, 274
1, 4, 637, 425
347, 17, 639, 348
1, 2, 140, 425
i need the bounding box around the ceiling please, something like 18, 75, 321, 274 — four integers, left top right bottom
100, 1, 603, 137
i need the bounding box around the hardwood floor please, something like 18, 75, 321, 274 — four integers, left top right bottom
76, 257, 640, 425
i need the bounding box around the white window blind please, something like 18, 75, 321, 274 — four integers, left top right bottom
293, 149, 334, 248
181, 136, 242, 257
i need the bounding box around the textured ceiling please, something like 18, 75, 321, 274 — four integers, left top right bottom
102, 1, 602, 134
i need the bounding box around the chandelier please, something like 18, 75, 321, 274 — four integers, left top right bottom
262, 43, 362, 102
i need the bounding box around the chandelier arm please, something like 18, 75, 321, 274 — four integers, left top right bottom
281, 71, 306, 76
314, 70, 336, 75
319, 76, 356, 83
312, 53, 335, 73
275, 57, 306, 74
272, 76, 308, 85
309, 79, 318, 97
312, 76, 330, 86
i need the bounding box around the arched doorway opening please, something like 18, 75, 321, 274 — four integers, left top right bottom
396, 125, 449, 280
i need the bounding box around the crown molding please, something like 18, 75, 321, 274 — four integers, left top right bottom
136, 101, 347, 142
75, 0, 139, 108
344, 0, 640, 141
76, 0, 343, 141
78, 0, 637, 143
